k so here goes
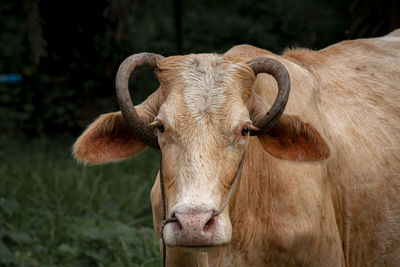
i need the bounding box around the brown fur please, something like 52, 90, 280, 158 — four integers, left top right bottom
73, 112, 146, 165
74, 29, 400, 266
259, 115, 330, 161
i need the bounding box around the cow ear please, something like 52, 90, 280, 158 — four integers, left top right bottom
73, 111, 147, 165
257, 115, 330, 161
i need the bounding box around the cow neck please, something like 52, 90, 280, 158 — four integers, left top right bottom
158, 151, 247, 267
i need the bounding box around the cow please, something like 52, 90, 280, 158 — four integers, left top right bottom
73, 29, 400, 266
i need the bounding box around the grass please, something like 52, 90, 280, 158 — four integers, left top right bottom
0, 135, 161, 266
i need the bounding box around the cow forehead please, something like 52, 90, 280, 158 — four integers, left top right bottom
156, 54, 254, 131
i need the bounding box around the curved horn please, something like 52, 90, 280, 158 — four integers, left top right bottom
116, 52, 164, 149
247, 58, 291, 134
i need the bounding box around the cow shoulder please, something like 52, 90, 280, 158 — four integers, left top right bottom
225, 44, 275, 59
387, 28, 400, 37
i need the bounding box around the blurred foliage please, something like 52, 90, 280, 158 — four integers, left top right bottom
0, 0, 399, 136
0, 136, 161, 266
0, 1, 399, 265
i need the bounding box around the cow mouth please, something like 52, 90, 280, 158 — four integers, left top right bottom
164, 231, 231, 250
168, 233, 228, 249
172, 242, 229, 252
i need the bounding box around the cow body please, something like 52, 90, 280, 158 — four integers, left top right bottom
74, 29, 400, 266
151, 30, 400, 266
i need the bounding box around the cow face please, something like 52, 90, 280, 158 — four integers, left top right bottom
154, 54, 254, 247
73, 53, 329, 249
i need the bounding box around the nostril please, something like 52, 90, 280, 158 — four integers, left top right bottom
205, 217, 214, 227
173, 210, 217, 236
203, 216, 216, 232
171, 212, 182, 231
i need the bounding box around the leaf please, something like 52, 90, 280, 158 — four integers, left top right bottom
84, 248, 108, 262
5, 231, 33, 244
0, 240, 18, 265
68, 218, 137, 242
0, 198, 20, 216
85, 221, 137, 241
58, 243, 79, 256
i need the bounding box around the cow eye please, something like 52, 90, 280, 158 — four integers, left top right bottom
157, 122, 165, 133
241, 126, 249, 136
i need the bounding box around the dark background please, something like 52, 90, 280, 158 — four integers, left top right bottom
0, 1, 399, 266
1, 0, 399, 138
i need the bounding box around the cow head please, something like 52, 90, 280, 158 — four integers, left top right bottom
73, 52, 329, 249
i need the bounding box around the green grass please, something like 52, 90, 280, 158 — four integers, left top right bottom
0, 136, 161, 266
